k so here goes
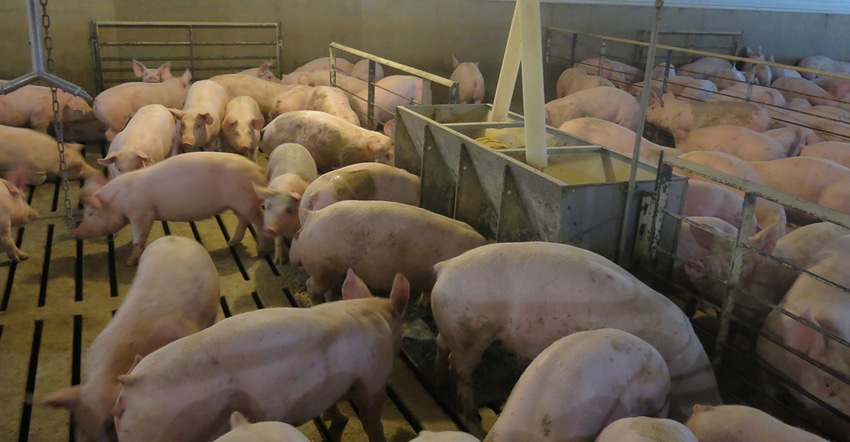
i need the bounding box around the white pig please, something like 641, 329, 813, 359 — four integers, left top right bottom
289, 200, 486, 304
299, 162, 421, 224
757, 235, 850, 441
557, 117, 680, 165
290, 56, 355, 75
132, 60, 172, 83
350, 75, 423, 129
93, 69, 192, 141
595, 417, 698, 442
484, 329, 671, 442
97, 104, 178, 178
262, 110, 394, 170
574, 57, 642, 85
170, 79, 229, 151
555, 67, 614, 99
410, 430, 479, 442
797, 55, 850, 80
0, 84, 95, 133
73, 152, 266, 265
684, 180, 755, 233
220, 96, 265, 160
351, 59, 385, 82
212, 411, 310, 442
675, 125, 798, 160
113, 269, 409, 442
801, 141, 850, 168
0, 169, 38, 262
269, 85, 315, 119
305, 85, 360, 126
646, 90, 772, 141
450, 56, 485, 104
708, 83, 787, 107
239, 61, 278, 83
34, 235, 219, 442
0, 125, 97, 184
685, 404, 830, 442
209, 74, 297, 116
257, 143, 318, 265
430, 241, 721, 422
545, 86, 640, 130
677, 57, 734, 80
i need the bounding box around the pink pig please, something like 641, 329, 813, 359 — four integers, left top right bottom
450, 56, 485, 104
0, 169, 38, 262
262, 110, 394, 170
97, 104, 178, 178
0, 84, 94, 132
170, 80, 229, 151
34, 235, 219, 442
209, 74, 297, 117
220, 96, 265, 160
113, 270, 409, 442
596, 417, 698, 442
93, 69, 192, 141
676, 125, 798, 161
430, 241, 721, 423
646, 90, 772, 142
0, 125, 97, 184
73, 152, 266, 265
484, 329, 671, 442
212, 411, 310, 442
557, 117, 680, 165
544, 86, 641, 130
289, 200, 486, 304
350, 75, 423, 129
555, 67, 613, 99
686, 404, 830, 442
132, 60, 172, 83
239, 61, 279, 83
351, 59, 385, 82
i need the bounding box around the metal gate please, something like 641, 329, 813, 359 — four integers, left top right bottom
89, 21, 282, 93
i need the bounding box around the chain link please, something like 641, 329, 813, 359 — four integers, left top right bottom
40, 0, 76, 230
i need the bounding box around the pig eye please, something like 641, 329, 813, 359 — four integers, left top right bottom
285, 208, 294, 214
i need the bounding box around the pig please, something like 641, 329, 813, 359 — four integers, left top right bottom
0, 169, 38, 262
209, 74, 298, 116
113, 269, 409, 442
262, 110, 394, 170
557, 117, 680, 166
675, 125, 798, 160
573, 57, 642, 85
676, 150, 786, 235
257, 143, 318, 265
411, 431, 479, 442
708, 67, 747, 91
269, 85, 315, 119
646, 90, 772, 141
304, 86, 361, 126
684, 221, 848, 327
289, 200, 486, 304
291, 56, 355, 74
73, 152, 266, 265
350, 75, 423, 129
544, 86, 640, 130
757, 235, 850, 441
483, 329, 671, 442
299, 162, 421, 224
219, 96, 264, 160
351, 59, 385, 82
801, 141, 850, 168
285, 70, 369, 99
771, 105, 850, 143
666, 76, 718, 101
132, 60, 172, 83
749, 156, 850, 224
450, 56, 485, 104
97, 104, 178, 178
0, 125, 97, 184
212, 411, 310, 442
813, 76, 850, 100
675, 217, 739, 268
677, 57, 734, 81
93, 69, 192, 141
239, 60, 278, 83
170, 79, 229, 151
430, 241, 721, 423
34, 235, 219, 442
797, 55, 850, 80
708, 83, 787, 107
768, 55, 803, 82
596, 417, 698, 442
771, 77, 830, 104
686, 404, 830, 442
741, 46, 772, 87
0, 84, 95, 132
556, 67, 614, 99
684, 180, 756, 233
764, 126, 823, 155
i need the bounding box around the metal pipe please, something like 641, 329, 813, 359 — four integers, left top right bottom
489, 0, 522, 123
518, 0, 548, 169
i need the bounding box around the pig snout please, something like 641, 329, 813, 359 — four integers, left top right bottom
264, 225, 278, 235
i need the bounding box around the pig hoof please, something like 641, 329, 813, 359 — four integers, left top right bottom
12, 252, 29, 262
227, 238, 241, 247
125, 255, 140, 266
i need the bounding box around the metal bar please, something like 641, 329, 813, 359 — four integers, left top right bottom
97, 41, 278, 46
489, 0, 522, 123
518, 0, 548, 169
95, 21, 278, 28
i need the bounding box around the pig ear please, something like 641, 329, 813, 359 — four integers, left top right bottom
168, 108, 185, 120
132, 60, 146, 77
97, 152, 118, 166
689, 223, 722, 250
253, 184, 277, 199
750, 217, 784, 254
200, 113, 214, 125
34, 385, 83, 409
158, 61, 171, 73
684, 259, 706, 280
5, 165, 31, 189
786, 309, 825, 359
383, 119, 396, 139
136, 152, 154, 166
452, 55, 460, 69
298, 75, 316, 87
180, 69, 192, 86
649, 90, 662, 107
230, 411, 250, 429
341, 268, 372, 300
83, 194, 104, 209
289, 191, 302, 203
252, 118, 265, 131
366, 137, 382, 153
389, 273, 410, 317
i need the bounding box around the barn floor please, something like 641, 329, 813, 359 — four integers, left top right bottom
0, 146, 519, 442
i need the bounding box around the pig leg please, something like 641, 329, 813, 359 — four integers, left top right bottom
441, 334, 491, 422
127, 217, 154, 266
434, 334, 452, 385
273, 236, 288, 265
230, 204, 265, 247
351, 386, 388, 442
321, 404, 349, 426
1, 224, 28, 262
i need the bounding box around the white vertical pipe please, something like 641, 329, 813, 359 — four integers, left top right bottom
518, 0, 548, 169
489, 0, 522, 123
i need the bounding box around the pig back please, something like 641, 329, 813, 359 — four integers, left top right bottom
299, 162, 420, 217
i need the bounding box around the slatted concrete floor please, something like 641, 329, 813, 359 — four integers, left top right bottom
0, 148, 499, 442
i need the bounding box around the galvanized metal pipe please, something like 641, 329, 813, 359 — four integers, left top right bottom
518, 0, 548, 169
489, 0, 522, 123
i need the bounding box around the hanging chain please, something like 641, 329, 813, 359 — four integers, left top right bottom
41, 0, 76, 230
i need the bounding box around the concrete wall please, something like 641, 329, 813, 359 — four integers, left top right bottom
1, 1, 848, 102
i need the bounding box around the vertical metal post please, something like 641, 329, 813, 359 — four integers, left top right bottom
489, 0, 522, 122
188, 25, 195, 76
421, 79, 432, 105
275, 22, 282, 78
597, 40, 607, 76
517, 0, 548, 169
26, 0, 46, 74
569, 32, 578, 67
